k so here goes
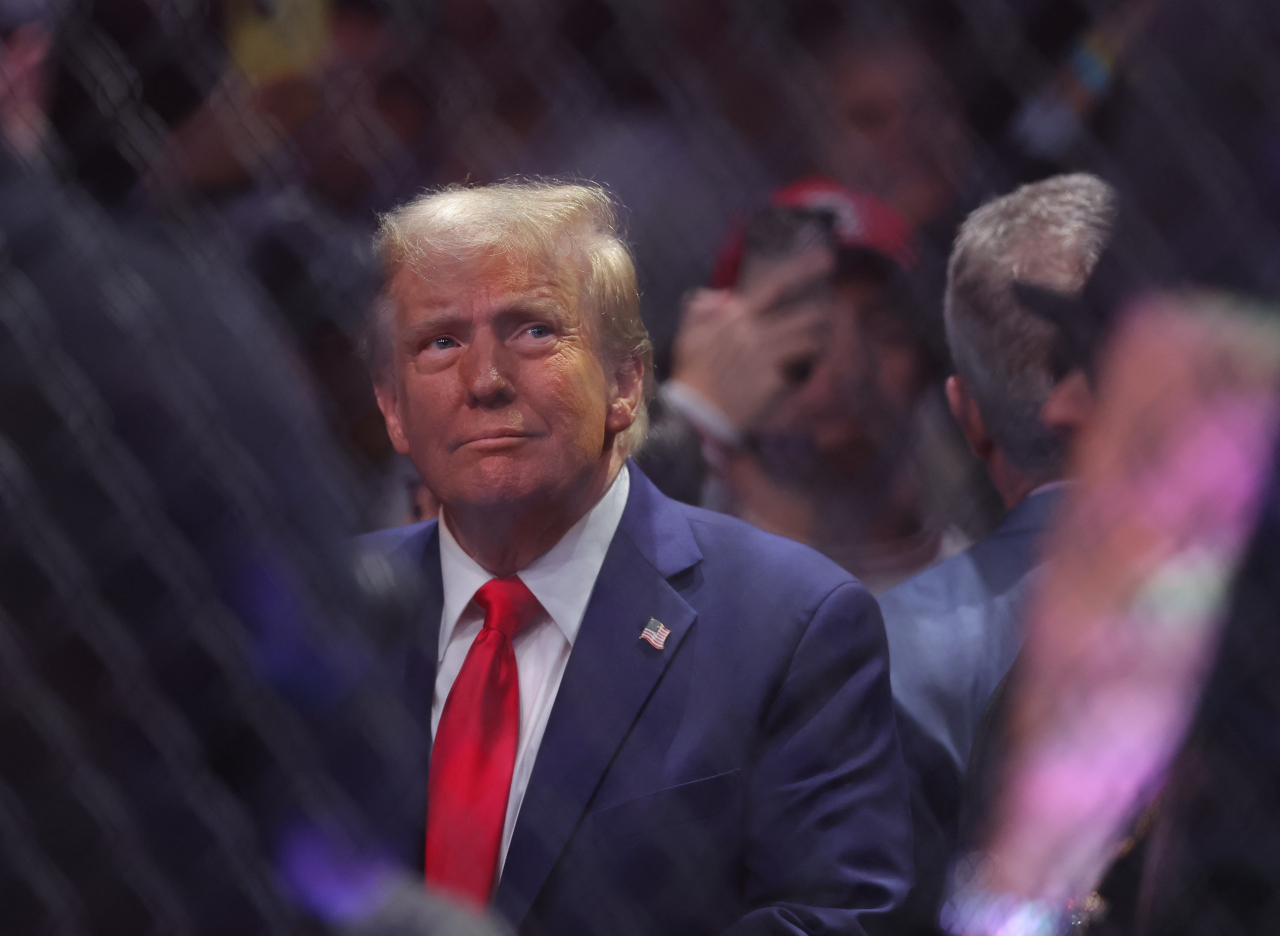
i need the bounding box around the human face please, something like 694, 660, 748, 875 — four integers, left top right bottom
818, 41, 971, 226
376, 253, 637, 518
771, 275, 926, 477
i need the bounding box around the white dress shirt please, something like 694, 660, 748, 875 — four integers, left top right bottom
434, 466, 630, 876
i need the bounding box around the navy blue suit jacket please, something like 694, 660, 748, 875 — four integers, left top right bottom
880, 486, 1063, 772
359, 464, 912, 935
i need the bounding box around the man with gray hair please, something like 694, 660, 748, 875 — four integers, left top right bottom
873, 173, 1114, 928
882, 171, 1115, 773
360, 180, 912, 935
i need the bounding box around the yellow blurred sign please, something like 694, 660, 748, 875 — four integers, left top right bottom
225, 0, 330, 85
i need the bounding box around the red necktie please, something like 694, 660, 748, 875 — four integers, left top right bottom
425, 576, 541, 907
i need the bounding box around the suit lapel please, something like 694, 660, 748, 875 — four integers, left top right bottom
385, 521, 443, 867
493, 466, 701, 926
406, 522, 444, 758
363, 519, 444, 737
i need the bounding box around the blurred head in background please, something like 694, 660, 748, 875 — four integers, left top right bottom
670, 175, 968, 588
812, 21, 974, 231
0, 0, 59, 158
944, 172, 1116, 504
731, 178, 940, 483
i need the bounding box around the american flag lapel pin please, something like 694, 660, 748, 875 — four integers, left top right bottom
639, 617, 671, 650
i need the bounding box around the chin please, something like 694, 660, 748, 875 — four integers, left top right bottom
444, 454, 559, 510
815, 436, 879, 478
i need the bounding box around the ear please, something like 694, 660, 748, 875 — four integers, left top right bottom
374, 380, 412, 455
946, 374, 994, 461
605, 355, 645, 436
1041, 368, 1095, 437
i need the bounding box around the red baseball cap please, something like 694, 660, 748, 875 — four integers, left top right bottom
710, 176, 916, 288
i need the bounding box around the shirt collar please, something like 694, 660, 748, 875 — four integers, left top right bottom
436, 465, 631, 660
1027, 478, 1073, 499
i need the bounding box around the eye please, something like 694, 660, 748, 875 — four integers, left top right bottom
432, 336, 458, 351
526, 324, 551, 339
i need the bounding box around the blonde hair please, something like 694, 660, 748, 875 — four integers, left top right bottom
371, 180, 653, 455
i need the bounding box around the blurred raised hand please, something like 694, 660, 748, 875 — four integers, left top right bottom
670, 245, 834, 434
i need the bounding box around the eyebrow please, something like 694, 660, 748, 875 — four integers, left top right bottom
396, 288, 573, 344
498, 290, 565, 311
499, 280, 574, 312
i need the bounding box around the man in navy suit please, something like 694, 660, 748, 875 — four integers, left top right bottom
360, 181, 911, 935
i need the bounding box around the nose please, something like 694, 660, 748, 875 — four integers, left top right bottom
459, 329, 515, 407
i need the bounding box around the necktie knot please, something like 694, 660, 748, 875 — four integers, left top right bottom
473, 576, 541, 640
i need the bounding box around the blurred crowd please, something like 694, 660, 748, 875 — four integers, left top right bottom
4, 0, 1280, 934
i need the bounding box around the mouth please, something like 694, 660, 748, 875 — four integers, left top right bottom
457, 430, 533, 451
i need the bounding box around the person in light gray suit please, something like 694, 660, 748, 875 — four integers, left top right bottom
883, 172, 1116, 772
875, 174, 1116, 932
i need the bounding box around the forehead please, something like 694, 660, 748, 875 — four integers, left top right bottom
389, 250, 583, 317
740, 242, 833, 282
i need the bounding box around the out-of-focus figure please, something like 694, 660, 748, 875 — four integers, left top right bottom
657, 177, 984, 593
150, 0, 424, 515
944, 292, 1280, 935
883, 173, 1116, 776
1136, 390, 1280, 936
0, 4, 495, 932
874, 172, 1115, 935
813, 23, 975, 237
802, 8, 1010, 315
